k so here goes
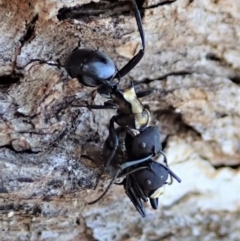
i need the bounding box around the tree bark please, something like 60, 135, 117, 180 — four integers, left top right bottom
0, 0, 240, 240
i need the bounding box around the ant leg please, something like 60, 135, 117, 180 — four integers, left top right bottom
136, 89, 154, 98
116, 0, 145, 78
103, 117, 119, 169
80, 155, 104, 189
87, 166, 122, 205
17, 58, 63, 70
87, 155, 151, 205
125, 175, 146, 217
72, 100, 117, 110
72, 105, 116, 110
131, 178, 148, 202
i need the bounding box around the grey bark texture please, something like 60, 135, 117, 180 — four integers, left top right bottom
0, 0, 240, 240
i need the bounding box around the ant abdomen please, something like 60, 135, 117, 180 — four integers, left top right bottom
64, 48, 116, 87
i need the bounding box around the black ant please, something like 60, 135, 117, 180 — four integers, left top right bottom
26, 0, 181, 216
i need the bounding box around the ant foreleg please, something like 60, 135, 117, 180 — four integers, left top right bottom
87, 154, 152, 205
125, 175, 146, 217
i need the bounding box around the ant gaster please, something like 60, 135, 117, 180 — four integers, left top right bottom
64, 0, 145, 88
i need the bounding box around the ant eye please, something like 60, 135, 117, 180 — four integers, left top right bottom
140, 142, 146, 148
140, 142, 147, 149
145, 179, 151, 186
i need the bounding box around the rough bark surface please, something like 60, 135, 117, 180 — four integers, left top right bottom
0, 0, 240, 240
